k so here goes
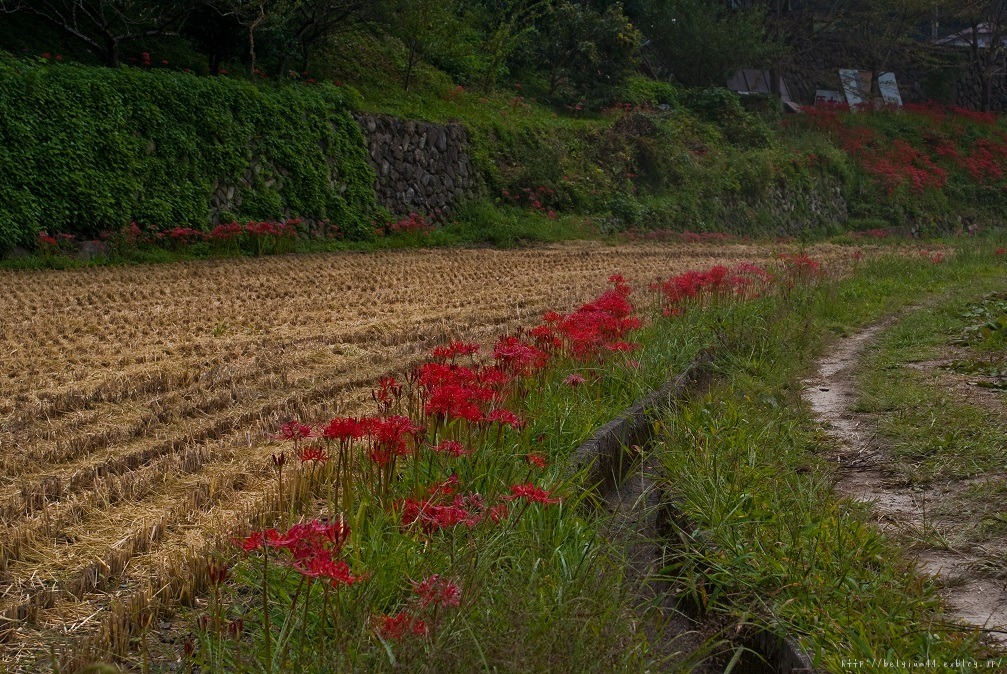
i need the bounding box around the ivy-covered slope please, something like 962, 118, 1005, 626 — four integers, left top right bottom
0, 58, 378, 248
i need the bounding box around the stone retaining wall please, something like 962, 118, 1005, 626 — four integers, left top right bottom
720, 179, 849, 235
354, 113, 479, 217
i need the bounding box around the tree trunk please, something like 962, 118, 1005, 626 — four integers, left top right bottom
105, 36, 120, 67
404, 39, 418, 91
249, 24, 257, 76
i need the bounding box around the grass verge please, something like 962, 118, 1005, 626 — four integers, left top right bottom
652, 241, 1007, 670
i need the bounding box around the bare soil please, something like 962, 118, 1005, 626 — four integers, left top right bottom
803, 319, 1007, 645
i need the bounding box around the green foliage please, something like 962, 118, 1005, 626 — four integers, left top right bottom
0, 58, 377, 249
618, 75, 679, 108
533, 1, 641, 110
635, 0, 781, 88
681, 88, 773, 148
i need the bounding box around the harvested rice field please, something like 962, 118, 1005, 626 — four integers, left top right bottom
0, 241, 838, 670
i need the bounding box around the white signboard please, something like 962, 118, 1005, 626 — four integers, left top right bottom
877, 72, 902, 107
839, 69, 867, 107
815, 89, 843, 106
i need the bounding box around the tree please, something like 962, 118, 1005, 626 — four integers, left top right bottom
382, 0, 458, 90
182, 2, 243, 74
635, 0, 780, 87
536, 1, 641, 107
215, 0, 295, 75
0, 0, 196, 66
281, 0, 375, 73
944, 1, 1007, 110
467, 0, 553, 91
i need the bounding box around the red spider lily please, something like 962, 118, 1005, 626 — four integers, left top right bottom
485, 408, 526, 429
431, 342, 480, 361
378, 611, 428, 639
400, 498, 477, 531
529, 324, 562, 351
321, 416, 367, 441
433, 440, 471, 457
996, 247, 1006, 256
564, 373, 586, 387
526, 453, 548, 468
476, 366, 509, 389
299, 445, 328, 464
427, 474, 460, 496
209, 222, 244, 241
208, 560, 229, 586
488, 503, 509, 523
493, 335, 548, 375
779, 254, 823, 279
271, 518, 350, 556
372, 377, 402, 410
425, 383, 492, 422
372, 415, 424, 451
413, 574, 462, 609
503, 483, 561, 504
293, 550, 362, 586
399, 490, 495, 532
234, 528, 283, 552
389, 212, 434, 236
278, 420, 313, 441
417, 362, 480, 388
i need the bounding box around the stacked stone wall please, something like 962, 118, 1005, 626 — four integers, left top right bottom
354, 114, 479, 217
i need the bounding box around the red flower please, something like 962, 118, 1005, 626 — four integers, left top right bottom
234, 528, 282, 552
272, 518, 350, 556
493, 335, 549, 375
322, 416, 366, 441
378, 611, 428, 640
294, 551, 361, 586
431, 341, 480, 360
413, 574, 461, 608
372, 377, 402, 409
433, 440, 471, 457
401, 498, 474, 531
485, 409, 525, 429
503, 483, 560, 504
488, 503, 509, 523
278, 420, 313, 441
299, 445, 328, 464
526, 453, 548, 469
997, 247, 1007, 256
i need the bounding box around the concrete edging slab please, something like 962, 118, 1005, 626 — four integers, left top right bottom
570, 350, 821, 674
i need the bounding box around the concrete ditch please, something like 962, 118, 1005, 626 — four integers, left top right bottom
571, 350, 820, 674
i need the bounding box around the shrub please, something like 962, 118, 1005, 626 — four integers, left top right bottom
681, 87, 773, 148
0, 57, 378, 250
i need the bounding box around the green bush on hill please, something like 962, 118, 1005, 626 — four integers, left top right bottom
0, 57, 378, 250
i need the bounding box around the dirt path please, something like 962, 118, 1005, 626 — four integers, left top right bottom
803, 319, 1007, 645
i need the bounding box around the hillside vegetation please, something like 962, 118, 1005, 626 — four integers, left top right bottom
3, 1, 1007, 253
